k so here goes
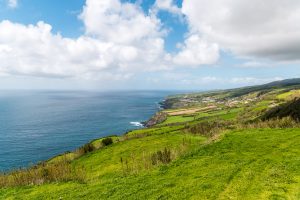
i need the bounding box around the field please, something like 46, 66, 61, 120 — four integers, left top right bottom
277, 89, 300, 100
1, 79, 300, 199
1, 128, 299, 199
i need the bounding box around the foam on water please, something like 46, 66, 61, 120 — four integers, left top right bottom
130, 122, 144, 127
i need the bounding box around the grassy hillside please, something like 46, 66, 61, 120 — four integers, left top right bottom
1, 79, 300, 199
1, 128, 299, 199
262, 98, 300, 121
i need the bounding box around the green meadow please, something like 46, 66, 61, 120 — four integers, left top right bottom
1, 128, 299, 199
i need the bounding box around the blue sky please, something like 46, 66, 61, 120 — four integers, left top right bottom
0, 0, 299, 90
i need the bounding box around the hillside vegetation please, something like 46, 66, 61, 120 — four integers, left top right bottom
1, 79, 300, 199
262, 98, 300, 121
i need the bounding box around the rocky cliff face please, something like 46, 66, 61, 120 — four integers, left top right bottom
143, 112, 167, 127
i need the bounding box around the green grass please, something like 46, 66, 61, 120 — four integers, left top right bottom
191, 108, 243, 122
245, 100, 273, 114
277, 90, 300, 100
48, 136, 121, 163
277, 91, 294, 99
1, 128, 300, 199
162, 115, 195, 125
126, 125, 184, 137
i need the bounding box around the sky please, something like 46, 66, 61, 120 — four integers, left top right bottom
0, 0, 300, 90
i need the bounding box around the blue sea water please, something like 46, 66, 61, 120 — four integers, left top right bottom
0, 90, 176, 171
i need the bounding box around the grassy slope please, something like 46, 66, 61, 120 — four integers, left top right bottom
162, 115, 195, 125
277, 89, 300, 100
1, 129, 299, 199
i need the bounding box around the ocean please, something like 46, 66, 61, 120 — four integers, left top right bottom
0, 90, 176, 171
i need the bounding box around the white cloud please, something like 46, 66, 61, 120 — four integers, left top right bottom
0, 20, 115, 78
182, 0, 300, 61
80, 0, 163, 45
153, 0, 181, 15
0, 0, 221, 81
7, 0, 17, 8
0, 19, 171, 79
152, 1, 221, 67
173, 35, 219, 66
239, 61, 276, 68
157, 73, 284, 88
229, 77, 283, 84
0, 0, 170, 80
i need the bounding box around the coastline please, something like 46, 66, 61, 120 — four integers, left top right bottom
12, 98, 171, 171
0, 90, 171, 172
2, 91, 181, 172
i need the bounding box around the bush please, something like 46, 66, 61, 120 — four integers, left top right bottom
82, 143, 95, 153
102, 137, 113, 146
77, 143, 96, 156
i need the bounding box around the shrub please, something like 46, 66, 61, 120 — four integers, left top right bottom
102, 137, 113, 146
76, 143, 96, 156
82, 143, 95, 153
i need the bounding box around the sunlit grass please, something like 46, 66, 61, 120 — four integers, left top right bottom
1, 128, 299, 199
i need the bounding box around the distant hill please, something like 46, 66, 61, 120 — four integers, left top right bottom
265, 78, 300, 87
163, 78, 300, 109
228, 78, 300, 98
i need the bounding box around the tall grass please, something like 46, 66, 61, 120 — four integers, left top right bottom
0, 160, 85, 188
0, 137, 115, 188
238, 117, 300, 129
185, 120, 233, 137
120, 138, 193, 175
151, 148, 172, 165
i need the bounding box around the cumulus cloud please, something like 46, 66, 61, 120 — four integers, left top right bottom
0, 0, 170, 79
7, 0, 17, 8
0, 20, 127, 79
153, 0, 181, 15
1, 0, 220, 81
80, 0, 163, 45
173, 35, 219, 66
182, 0, 300, 61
